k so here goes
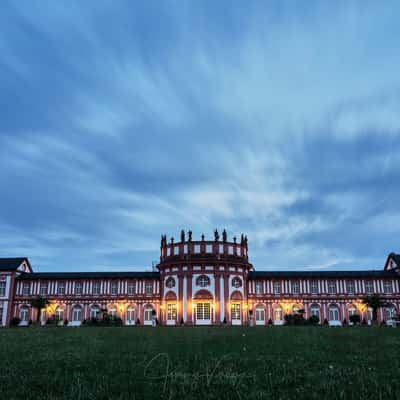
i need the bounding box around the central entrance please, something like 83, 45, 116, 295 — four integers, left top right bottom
196, 302, 211, 325
167, 303, 177, 325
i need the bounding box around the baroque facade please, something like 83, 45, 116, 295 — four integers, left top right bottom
1, 230, 400, 327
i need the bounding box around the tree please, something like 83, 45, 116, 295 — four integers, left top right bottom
30, 296, 50, 323
362, 294, 388, 322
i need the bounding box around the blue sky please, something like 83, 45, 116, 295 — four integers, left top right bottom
1, 1, 400, 272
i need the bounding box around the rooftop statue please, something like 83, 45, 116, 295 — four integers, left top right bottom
214, 229, 219, 242
180, 229, 185, 242
222, 229, 227, 242
188, 230, 192, 242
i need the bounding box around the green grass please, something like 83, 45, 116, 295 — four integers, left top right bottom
0, 327, 399, 400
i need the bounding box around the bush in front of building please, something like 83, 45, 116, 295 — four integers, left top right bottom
267, 319, 273, 326
349, 314, 361, 325
308, 315, 319, 325
10, 317, 21, 327
284, 313, 307, 325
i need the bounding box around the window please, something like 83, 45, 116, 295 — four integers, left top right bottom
348, 306, 357, 319
196, 275, 210, 288
291, 281, 300, 295
111, 281, 118, 295
329, 306, 339, 321
39, 283, 48, 296
20, 306, 29, 322
310, 306, 320, 320
165, 277, 175, 289
310, 280, 318, 294
274, 306, 283, 321
90, 306, 100, 319
194, 245, 201, 253
0, 307, 3, 324
93, 281, 101, 295
367, 308, 373, 322
127, 282, 135, 295
109, 307, 117, 318
346, 280, 355, 294
72, 306, 82, 322
206, 244, 213, 253
228, 246, 234, 255
55, 307, 64, 321
22, 282, 30, 296
126, 308, 135, 322
365, 281, 374, 294
196, 303, 211, 320
219, 244, 224, 254
144, 308, 153, 321
385, 306, 395, 321
0, 281, 6, 297
255, 307, 265, 321
273, 281, 281, 295
75, 282, 83, 295
231, 303, 241, 320
145, 282, 153, 295
232, 277, 242, 289
57, 282, 65, 295
384, 281, 393, 294
255, 281, 263, 294
173, 246, 179, 256
328, 281, 336, 294
167, 303, 177, 321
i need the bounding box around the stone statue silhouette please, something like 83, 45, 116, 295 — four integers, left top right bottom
188, 230, 192, 242
181, 229, 185, 242
214, 229, 219, 241
222, 229, 227, 242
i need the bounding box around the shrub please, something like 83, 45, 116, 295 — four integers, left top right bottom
136, 318, 140, 325
64, 319, 69, 326
10, 317, 21, 327
323, 318, 329, 326
267, 319, 273, 326
28, 319, 33, 326
308, 315, 319, 325
223, 317, 227, 324
180, 318, 184, 325
284, 313, 307, 325
361, 318, 367, 326
342, 318, 347, 326
380, 320, 387, 327
349, 314, 361, 325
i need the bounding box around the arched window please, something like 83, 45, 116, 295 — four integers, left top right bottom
55, 307, 64, 321
232, 277, 242, 289
165, 277, 175, 289
255, 307, 265, 323
20, 306, 29, 322
310, 304, 320, 320
329, 305, 339, 321
72, 306, 82, 322
385, 304, 395, 321
108, 307, 117, 318
90, 306, 100, 319
126, 307, 135, 324
274, 306, 283, 322
196, 275, 210, 288
348, 305, 357, 318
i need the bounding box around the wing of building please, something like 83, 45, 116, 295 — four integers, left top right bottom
1, 232, 399, 327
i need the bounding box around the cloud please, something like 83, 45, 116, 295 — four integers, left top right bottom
0, 1, 400, 271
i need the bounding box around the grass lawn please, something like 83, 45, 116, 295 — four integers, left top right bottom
0, 326, 399, 400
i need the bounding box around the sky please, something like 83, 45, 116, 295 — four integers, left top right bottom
1, 1, 400, 272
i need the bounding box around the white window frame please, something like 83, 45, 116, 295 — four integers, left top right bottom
0, 281, 6, 297
75, 282, 83, 295
273, 282, 281, 295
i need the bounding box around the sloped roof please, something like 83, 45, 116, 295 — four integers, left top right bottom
0, 258, 29, 271
17, 271, 160, 280
248, 270, 398, 279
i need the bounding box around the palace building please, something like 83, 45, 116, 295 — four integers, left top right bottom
0, 230, 399, 327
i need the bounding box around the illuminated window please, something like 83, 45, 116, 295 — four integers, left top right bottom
328, 281, 336, 294
232, 277, 242, 289
365, 281, 374, 294
144, 308, 153, 321
196, 303, 211, 320
93, 281, 101, 295
127, 282, 135, 295
145, 282, 153, 295
196, 275, 210, 288
0, 281, 6, 297
291, 281, 300, 295
274, 306, 282, 321
346, 280, 355, 294
167, 304, 177, 321
108, 307, 117, 318
111, 281, 118, 295
165, 277, 175, 289
273, 282, 281, 295
126, 308, 135, 322
75, 282, 83, 295
310, 280, 318, 294
231, 303, 241, 320
57, 282, 65, 295
255, 281, 263, 294
384, 281, 393, 294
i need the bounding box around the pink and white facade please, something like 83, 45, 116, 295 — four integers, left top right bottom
1, 231, 400, 327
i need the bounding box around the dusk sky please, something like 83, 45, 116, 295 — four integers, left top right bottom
1, 1, 400, 272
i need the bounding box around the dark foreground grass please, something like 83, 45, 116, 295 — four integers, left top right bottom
0, 327, 399, 400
